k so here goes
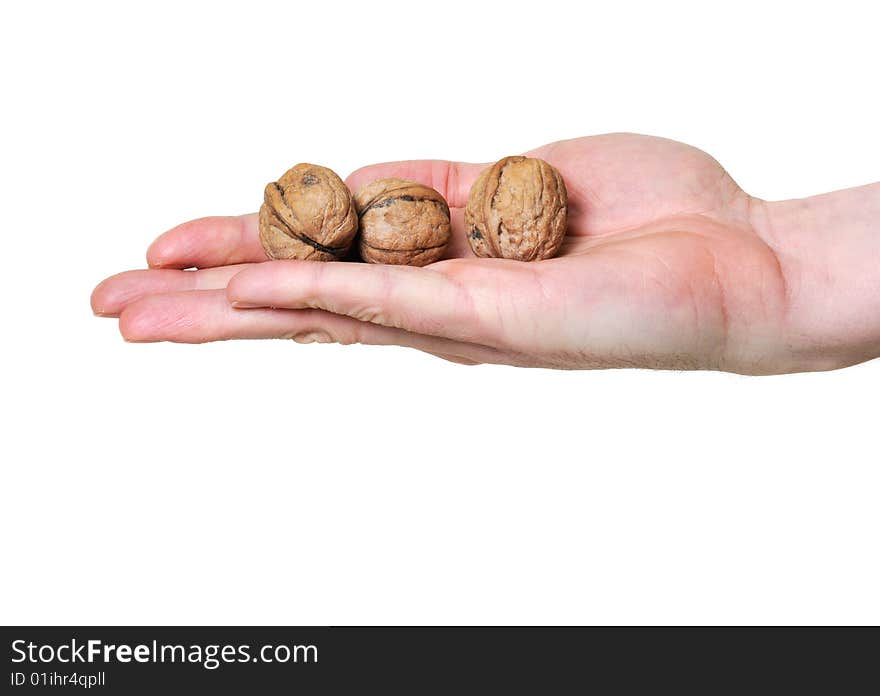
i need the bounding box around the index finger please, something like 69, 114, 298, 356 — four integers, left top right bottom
148, 160, 486, 270
147, 214, 267, 269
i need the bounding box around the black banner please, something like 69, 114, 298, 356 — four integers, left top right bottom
1, 626, 875, 693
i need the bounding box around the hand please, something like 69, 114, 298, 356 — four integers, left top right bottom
91, 133, 879, 374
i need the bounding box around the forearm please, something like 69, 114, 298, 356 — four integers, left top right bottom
755, 182, 880, 370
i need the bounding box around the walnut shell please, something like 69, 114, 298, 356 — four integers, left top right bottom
259, 163, 358, 261
354, 179, 451, 266
465, 156, 567, 261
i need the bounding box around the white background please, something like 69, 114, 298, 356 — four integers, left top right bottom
1, 1, 877, 625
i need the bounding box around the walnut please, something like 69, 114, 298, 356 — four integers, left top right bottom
259, 163, 358, 261
354, 179, 451, 266
465, 156, 567, 261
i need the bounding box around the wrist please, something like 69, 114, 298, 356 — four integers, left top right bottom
751, 186, 880, 371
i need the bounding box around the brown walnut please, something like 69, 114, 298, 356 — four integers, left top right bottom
465, 156, 567, 261
259, 163, 358, 261
354, 179, 451, 266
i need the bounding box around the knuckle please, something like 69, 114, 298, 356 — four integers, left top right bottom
290, 331, 335, 344
351, 305, 386, 325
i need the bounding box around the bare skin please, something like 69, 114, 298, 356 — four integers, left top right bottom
91, 134, 880, 374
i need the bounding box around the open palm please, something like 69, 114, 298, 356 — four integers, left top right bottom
92, 133, 792, 373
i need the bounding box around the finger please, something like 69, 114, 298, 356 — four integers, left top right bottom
226, 259, 526, 346
444, 208, 477, 259
424, 352, 481, 366
146, 214, 266, 269
91, 264, 251, 317
346, 160, 485, 209
118, 289, 503, 363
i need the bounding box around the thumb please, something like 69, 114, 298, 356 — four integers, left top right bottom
345, 160, 485, 208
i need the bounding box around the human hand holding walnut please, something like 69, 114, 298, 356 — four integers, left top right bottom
91, 134, 880, 374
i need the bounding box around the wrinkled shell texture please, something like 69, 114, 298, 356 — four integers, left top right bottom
355, 179, 451, 266
259, 163, 358, 261
465, 156, 567, 261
